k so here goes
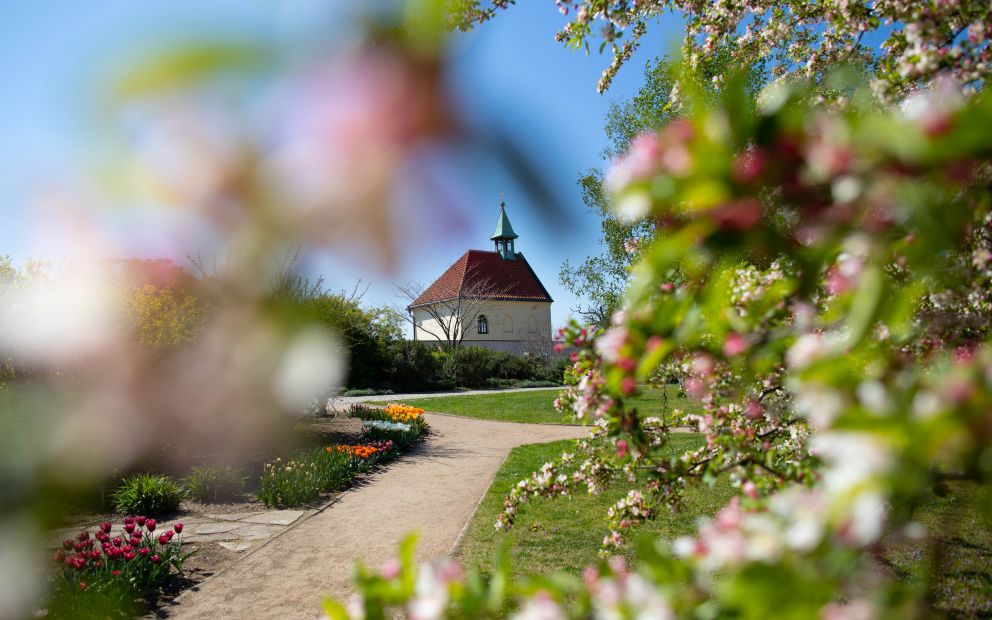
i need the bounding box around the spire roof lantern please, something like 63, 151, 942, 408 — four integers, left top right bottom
490, 198, 519, 241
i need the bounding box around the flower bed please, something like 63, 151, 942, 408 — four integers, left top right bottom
46, 517, 192, 618
256, 448, 354, 508
255, 405, 428, 508
330, 440, 394, 460
382, 403, 424, 423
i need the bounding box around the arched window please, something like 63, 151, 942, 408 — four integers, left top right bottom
527, 316, 537, 333
477, 315, 489, 334
503, 314, 514, 333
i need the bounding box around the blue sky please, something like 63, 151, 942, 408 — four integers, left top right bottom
0, 1, 682, 330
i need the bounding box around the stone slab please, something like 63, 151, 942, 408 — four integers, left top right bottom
218, 540, 255, 552
239, 510, 305, 526
184, 531, 244, 543
205, 512, 265, 522
191, 522, 243, 535
231, 524, 286, 540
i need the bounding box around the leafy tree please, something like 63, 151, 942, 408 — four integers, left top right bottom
452, 0, 992, 98
122, 284, 206, 350
563, 53, 762, 325
333, 67, 992, 620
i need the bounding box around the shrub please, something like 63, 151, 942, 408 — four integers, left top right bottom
386, 341, 446, 391
111, 474, 184, 517
182, 465, 246, 503
484, 378, 561, 389
340, 388, 394, 397
443, 346, 495, 387
47, 518, 192, 618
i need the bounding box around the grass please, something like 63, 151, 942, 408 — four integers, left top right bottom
455, 433, 736, 576
456, 436, 992, 615
885, 480, 992, 617
393, 385, 700, 425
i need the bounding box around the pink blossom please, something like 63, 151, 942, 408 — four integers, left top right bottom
722, 333, 748, 357
616, 440, 629, 459
381, 559, 401, 580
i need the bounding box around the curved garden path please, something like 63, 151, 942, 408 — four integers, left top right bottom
164, 412, 588, 619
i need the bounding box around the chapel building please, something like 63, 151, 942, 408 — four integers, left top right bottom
408, 201, 553, 354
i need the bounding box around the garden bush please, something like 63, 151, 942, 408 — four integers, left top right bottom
384, 341, 447, 391
111, 474, 184, 517
340, 388, 394, 397
483, 378, 561, 389
442, 346, 494, 387
182, 465, 246, 503
373, 342, 566, 392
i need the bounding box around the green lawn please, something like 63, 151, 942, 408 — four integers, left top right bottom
394, 385, 699, 425
886, 480, 992, 617
454, 433, 736, 576
454, 435, 992, 615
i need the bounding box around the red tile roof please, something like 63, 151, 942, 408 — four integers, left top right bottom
409, 250, 553, 308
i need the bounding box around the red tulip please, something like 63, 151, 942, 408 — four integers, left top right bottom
138, 547, 150, 556
145, 519, 157, 532
124, 552, 136, 562
124, 516, 136, 525
173, 523, 184, 534
78, 581, 88, 591
111, 570, 121, 577
100, 521, 112, 533
150, 554, 161, 564
136, 516, 147, 526
158, 534, 170, 545
124, 523, 136, 534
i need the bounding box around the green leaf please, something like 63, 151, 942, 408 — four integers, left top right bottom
321, 597, 351, 620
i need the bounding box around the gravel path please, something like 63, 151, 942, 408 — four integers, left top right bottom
163, 412, 588, 619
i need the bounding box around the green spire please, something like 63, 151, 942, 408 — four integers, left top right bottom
491, 195, 518, 260
490, 198, 518, 241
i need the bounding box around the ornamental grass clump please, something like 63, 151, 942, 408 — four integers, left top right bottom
182, 465, 246, 503
111, 474, 184, 517
46, 517, 192, 618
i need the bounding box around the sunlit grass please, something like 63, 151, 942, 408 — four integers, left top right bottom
454, 434, 736, 576
394, 385, 699, 425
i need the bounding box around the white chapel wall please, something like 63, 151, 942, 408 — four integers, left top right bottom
411, 300, 552, 354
